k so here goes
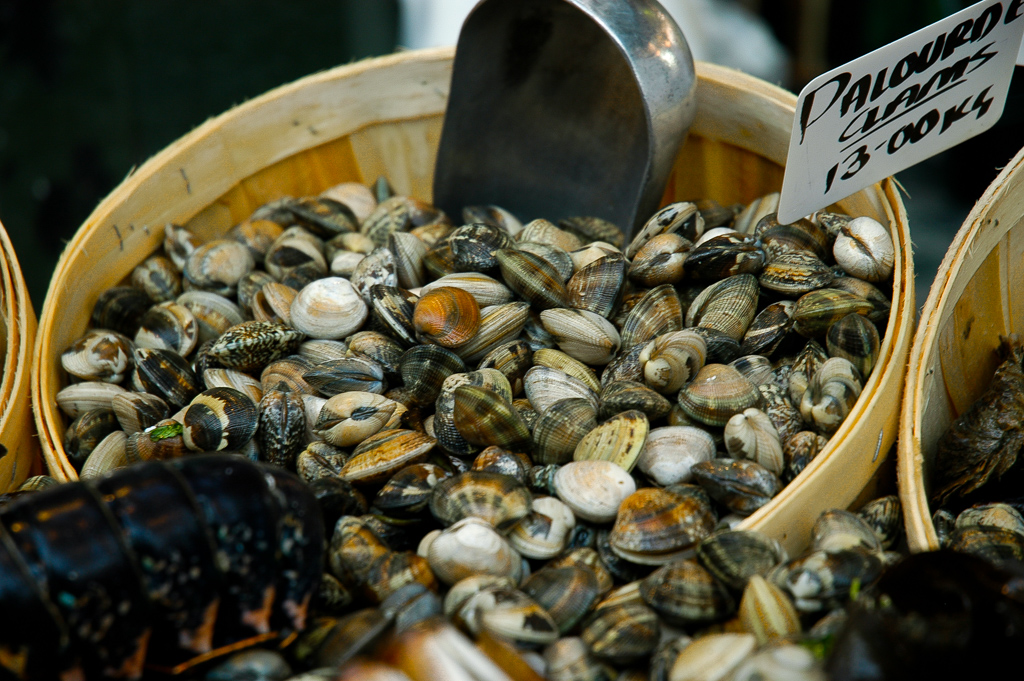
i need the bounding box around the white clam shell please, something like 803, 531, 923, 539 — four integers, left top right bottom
540, 308, 621, 365
553, 460, 636, 523
523, 366, 599, 414
427, 517, 524, 586
290, 276, 368, 340
724, 408, 784, 476
508, 496, 577, 560
833, 216, 894, 282
636, 426, 716, 486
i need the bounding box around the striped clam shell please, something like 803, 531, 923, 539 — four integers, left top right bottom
430, 470, 533, 533
677, 363, 761, 427
609, 484, 717, 563
181, 387, 259, 452
686, 274, 759, 342
619, 284, 683, 350
495, 248, 568, 310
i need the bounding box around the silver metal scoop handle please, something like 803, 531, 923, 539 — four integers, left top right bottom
433, 0, 697, 239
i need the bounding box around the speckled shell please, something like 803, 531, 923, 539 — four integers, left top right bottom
206, 321, 305, 373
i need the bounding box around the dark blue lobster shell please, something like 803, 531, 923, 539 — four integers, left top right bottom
0, 455, 324, 679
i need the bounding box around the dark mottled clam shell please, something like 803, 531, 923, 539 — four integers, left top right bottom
368, 284, 419, 347
559, 215, 625, 248
599, 380, 672, 421
91, 286, 152, 337
447, 223, 512, 272
740, 301, 795, 357
826, 313, 881, 378
522, 566, 600, 634
63, 408, 120, 470
580, 600, 660, 664
206, 321, 305, 373
696, 529, 788, 591
531, 397, 598, 465
131, 255, 181, 304
257, 388, 306, 468
691, 459, 782, 516
400, 344, 467, 407
374, 463, 451, 518
132, 347, 201, 409
684, 234, 765, 280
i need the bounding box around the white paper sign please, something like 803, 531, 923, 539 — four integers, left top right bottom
778, 0, 1024, 224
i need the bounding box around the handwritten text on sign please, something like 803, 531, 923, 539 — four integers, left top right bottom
777, 1, 1024, 224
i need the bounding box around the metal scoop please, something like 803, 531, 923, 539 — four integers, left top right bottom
433, 0, 697, 240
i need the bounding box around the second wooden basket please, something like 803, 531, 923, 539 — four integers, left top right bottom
33, 47, 913, 555
899, 144, 1024, 551
0, 219, 39, 492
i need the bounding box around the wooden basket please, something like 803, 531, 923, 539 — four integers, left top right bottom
0, 220, 39, 492
899, 145, 1024, 551
32, 47, 913, 555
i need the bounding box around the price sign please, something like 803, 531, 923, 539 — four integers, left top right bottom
777, 0, 1024, 224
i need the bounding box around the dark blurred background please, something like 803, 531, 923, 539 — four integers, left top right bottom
0, 0, 1021, 312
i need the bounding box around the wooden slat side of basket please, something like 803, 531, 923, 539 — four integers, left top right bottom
0, 220, 39, 491
898, 144, 1024, 552
33, 52, 911, 555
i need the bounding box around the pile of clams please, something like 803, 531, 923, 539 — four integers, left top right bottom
51, 177, 898, 677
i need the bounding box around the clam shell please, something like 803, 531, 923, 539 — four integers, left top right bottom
62, 329, 135, 383
620, 284, 683, 350
826, 313, 880, 379
553, 460, 637, 523
792, 288, 874, 337
677, 363, 761, 427
626, 201, 703, 259
567, 253, 627, 318
573, 409, 649, 472
739, 301, 795, 357
833, 216, 894, 282
811, 509, 883, 554
290, 277, 368, 340
519, 219, 584, 252
389, 231, 429, 289
695, 529, 788, 591
669, 633, 756, 681
856, 495, 903, 549
430, 470, 532, 533
496, 248, 568, 310
261, 355, 317, 395
518, 241, 574, 282
164, 224, 200, 271
686, 274, 759, 342
598, 381, 671, 421
399, 344, 467, 407
531, 398, 598, 465
522, 567, 598, 634
256, 388, 306, 469
303, 357, 386, 396
250, 282, 297, 325
684, 234, 765, 281
508, 496, 577, 560
314, 391, 398, 447
426, 518, 523, 587
183, 239, 255, 296
449, 223, 512, 272
628, 233, 690, 287
321, 181, 377, 222
798, 357, 863, 435
80, 430, 130, 479
691, 459, 782, 516
452, 385, 531, 450
90, 286, 153, 339
580, 601, 660, 664
783, 430, 829, 482
639, 329, 707, 394
368, 285, 419, 347
433, 369, 512, 457
455, 302, 531, 364
412, 286, 481, 348
724, 408, 784, 476
639, 558, 735, 626
176, 291, 245, 344
532, 348, 601, 393
110, 391, 170, 436
131, 348, 200, 410
419, 272, 513, 307
340, 429, 437, 484
559, 215, 625, 249
206, 321, 304, 373
636, 426, 716, 486
181, 387, 259, 452
131, 255, 181, 304
758, 251, 834, 296
540, 308, 621, 365
610, 485, 717, 563
478, 340, 533, 395
134, 302, 199, 357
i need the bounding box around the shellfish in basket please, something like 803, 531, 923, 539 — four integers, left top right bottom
0, 455, 323, 680
931, 334, 1024, 507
